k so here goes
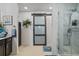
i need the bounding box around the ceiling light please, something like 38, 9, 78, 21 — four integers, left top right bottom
49, 7, 52, 10
24, 7, 28, 10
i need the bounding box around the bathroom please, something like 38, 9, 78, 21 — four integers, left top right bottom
18, 3, 79, 56
0, 3, 79, 56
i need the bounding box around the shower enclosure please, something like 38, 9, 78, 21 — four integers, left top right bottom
58, 10, 79, 55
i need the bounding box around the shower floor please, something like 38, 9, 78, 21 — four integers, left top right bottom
63, 46, 79, 56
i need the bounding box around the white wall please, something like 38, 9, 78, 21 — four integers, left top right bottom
0, 3, 19, 55
46, 16, 53, 46
19, 12, 55, 55
19, 12, 33, 46
19, 12, 52, 46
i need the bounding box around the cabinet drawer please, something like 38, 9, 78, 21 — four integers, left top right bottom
0, 37, 12, 56
5, 38, 12, 56
6, 38, 12, 43
0, 40, 5, 45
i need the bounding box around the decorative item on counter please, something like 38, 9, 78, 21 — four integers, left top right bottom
23, 18, 31, 28
12, 25, 16, 37
0, 22, 8, 38
3, 15, 13, 25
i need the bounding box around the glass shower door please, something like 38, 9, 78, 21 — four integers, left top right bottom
70, 12, 79, 55
71, 29, 79, 55
58, 11, 79, 55
58, 11, 72, 55
63, 13, 72, 55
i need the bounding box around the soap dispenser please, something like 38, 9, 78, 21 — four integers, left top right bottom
12, 25, 16, 37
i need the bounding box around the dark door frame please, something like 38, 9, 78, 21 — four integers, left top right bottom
18, 22, 21, 46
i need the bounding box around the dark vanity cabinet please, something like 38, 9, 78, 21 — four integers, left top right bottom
5, 37, 12, 56
0, 37, 12, 56
0, 40, 5, 56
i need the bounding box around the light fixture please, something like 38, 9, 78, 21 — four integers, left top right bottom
49, 7, 52, 10
24, 7, 28, 10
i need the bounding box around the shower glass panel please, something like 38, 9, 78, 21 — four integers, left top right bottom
71, 31, 79, 55
63, 13, 72, 55
71, 12, 79, 55
58, 12, 72, 55
58, 11, 79, 55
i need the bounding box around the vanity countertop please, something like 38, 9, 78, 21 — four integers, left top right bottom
0, 35, 12, 40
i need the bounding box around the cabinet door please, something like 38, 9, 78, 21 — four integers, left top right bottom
5, 38, 12, 56
0, 40, 5, 56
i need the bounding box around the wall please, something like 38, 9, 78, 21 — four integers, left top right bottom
18, 3, 77, 55
18, 12, 55, 55
18, 12, 33, 46
0, 3, 19, 55
19, 12, 52, 45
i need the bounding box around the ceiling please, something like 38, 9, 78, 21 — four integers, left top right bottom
18, 3, 77, 12
18, 3, 54, 12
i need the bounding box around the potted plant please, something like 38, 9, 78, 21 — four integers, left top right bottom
23, 19, 31, 28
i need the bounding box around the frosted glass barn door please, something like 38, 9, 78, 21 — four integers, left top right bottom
33, 16, 46, 45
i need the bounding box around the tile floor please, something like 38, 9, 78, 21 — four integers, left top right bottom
16, 46, 44, 56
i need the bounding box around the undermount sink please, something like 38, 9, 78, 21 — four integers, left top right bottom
0, 28, 8, 38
